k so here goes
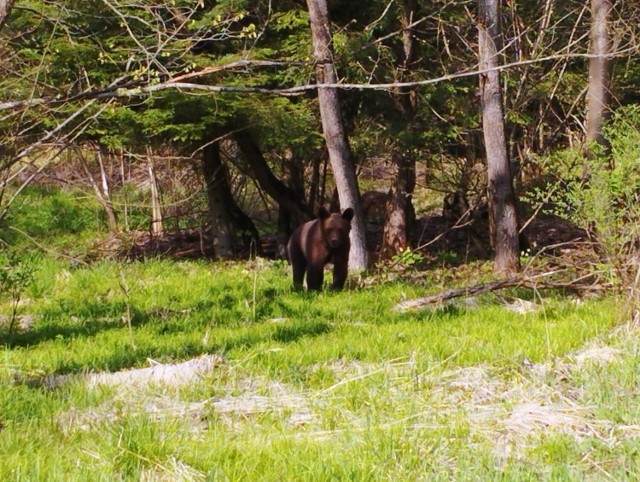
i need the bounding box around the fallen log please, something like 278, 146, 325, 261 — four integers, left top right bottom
393, 273, 608, 312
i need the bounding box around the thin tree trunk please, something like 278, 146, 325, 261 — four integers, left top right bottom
382, 0, 418, 257
119, 149, 130, 231
282, 147, 305, 206
308, 151, 322, 213
0, 0, 14, 32
478, 0, 520, 275
585, 0, 613, 149
147, 153, 163, 236
278, 148, 305, 256
307, 150, 330, 213
97, 149, 111, 202
383, 151, 416, 256
202, 132, 262, 258
96, 148, 119, 233
306, 0, 368, 271
78, 147, 119, 233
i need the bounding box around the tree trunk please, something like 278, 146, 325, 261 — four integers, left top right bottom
78, 147, 119, 233
147, 155, 163, 236
585, 0, 613, 149
202, 134, 261, 259
282, 147, 305, 209
478, 0, 520, 275
383, 151, 416, 256
308, 150, 329, 213
119, 149, 130, 231
382, 0, 418, 257
278, 148, 305, 256
0, 0, 14, 32
306, 0, 369, 271
232, 130, 312, 226
308, 151, 322, 213
202, 139, 235, 259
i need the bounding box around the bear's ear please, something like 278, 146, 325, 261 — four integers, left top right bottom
342, 207, 354, 221
317, 206, 331, 220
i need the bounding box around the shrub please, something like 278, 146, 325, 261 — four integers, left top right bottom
538, 105, 640, 284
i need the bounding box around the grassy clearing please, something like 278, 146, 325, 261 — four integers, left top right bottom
0, 185, 637, 480
0, 252, 634, 480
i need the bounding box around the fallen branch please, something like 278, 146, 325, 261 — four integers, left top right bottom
393, 273, 609, 312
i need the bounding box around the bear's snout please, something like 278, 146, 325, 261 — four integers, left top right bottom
328, 237, 342, 248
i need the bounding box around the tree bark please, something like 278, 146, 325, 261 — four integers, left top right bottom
306, 0, 369, 271
585, 0, 613, 149
232, 130, 313, 226
202, 139, 235, 259
278, 148, 306, 256
478, 0, 520, 275
383, 151, 416, 256
78, 147, 119, 233
0, 0, 14, 32
147, 155, 163, 236
382, 0, 418, 257
202, 133, 261, 259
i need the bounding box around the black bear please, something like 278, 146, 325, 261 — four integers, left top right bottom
287, 207, 354, 291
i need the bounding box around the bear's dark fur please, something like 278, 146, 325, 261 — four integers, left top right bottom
287, 207, 354, 291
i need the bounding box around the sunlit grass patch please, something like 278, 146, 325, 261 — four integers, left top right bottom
0, 254, 634, 480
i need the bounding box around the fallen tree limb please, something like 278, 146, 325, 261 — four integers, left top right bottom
393, 273, 610, 312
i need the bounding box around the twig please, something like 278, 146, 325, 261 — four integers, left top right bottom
118, 270, 136, 350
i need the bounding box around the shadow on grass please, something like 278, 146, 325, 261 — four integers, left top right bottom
273, 321, 331, 343
10, 315, 335, 380
1, 283, 324, 350
1, 302, 151, 349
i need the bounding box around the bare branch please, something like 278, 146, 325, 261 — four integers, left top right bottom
0, 49, 634, 114
393, 272, 610, 312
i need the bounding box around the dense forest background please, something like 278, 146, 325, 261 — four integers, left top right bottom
1, 0, 639, 282
5, 3, 640, 477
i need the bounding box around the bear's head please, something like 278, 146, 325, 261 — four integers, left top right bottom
318, 206, 354, 249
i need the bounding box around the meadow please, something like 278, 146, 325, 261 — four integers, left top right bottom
1, 188, 639, 481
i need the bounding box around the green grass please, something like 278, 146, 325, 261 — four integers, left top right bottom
0, 185, 638, 480
0, 254, 634, 480
0, 186, 106, 254
1, 257, 618, 375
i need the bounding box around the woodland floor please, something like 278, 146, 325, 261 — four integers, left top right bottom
88, 208, 587, 267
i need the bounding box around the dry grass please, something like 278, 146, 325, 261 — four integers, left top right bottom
53, 327, 637, 459
56, 355, 316, 435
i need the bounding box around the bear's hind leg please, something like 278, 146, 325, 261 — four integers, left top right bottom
291, 260, 306, 291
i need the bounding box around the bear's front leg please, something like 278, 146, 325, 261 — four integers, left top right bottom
306, 263, 324, 291
331, 253, 349, 290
